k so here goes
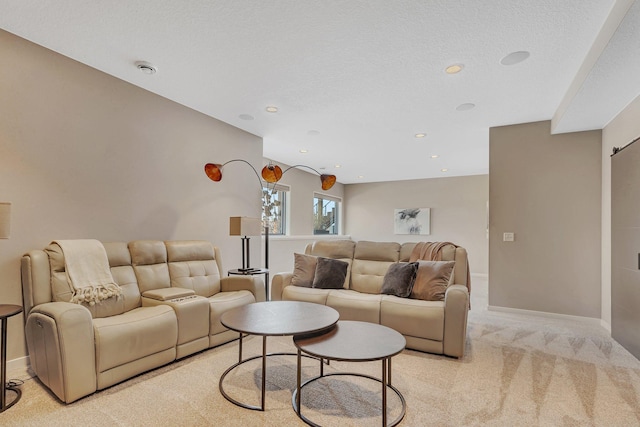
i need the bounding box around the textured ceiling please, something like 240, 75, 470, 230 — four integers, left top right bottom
1, 0, 638, 183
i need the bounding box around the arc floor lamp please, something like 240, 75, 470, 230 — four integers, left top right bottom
204, 160, 336, 297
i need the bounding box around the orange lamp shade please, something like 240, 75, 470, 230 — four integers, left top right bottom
261, 164, 283, 183
321, 174, 336, 190
204, 163, 223, 181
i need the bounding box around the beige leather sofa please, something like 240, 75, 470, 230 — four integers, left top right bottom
21, 240, 265, 403
271, 240, 469, 358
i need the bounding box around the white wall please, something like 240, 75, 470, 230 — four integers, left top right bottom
601, 93, 640, 329
0, 29, 263, 362
343, 175, 489, 274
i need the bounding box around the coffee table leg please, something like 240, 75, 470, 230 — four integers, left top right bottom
261, 336, 267, 411
382, 359, 388, 426
296, 349, 302, 414
238, 333, 243, 363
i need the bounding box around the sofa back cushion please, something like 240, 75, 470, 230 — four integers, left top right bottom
46, 241, 139, 318
129, 240, 171, 293
350, 241, 400, 294
166, 240, 221, 297
103, 242, 142, 313
400, 242, 468, 291
306, 240, 355, 289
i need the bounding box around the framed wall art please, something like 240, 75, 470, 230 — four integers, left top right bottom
394, 207, 430, 235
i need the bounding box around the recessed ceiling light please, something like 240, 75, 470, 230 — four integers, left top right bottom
335, 164, 341, 168
441, 168, 448, 172
445, 64, 464, 74
431, 155, 439, 159
238, 114, 254, 120
415, 133, 426, 138
135, 61, 157, 75
299, 149, 308, 153
265, 106, 278, 113
456, 103, 476, 111
357, 175, 364, 179
500, 51, 530, 66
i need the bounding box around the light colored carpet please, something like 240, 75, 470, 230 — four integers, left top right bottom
4, 295, 640, 426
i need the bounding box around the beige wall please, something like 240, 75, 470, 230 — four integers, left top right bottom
0, 30, 263, 362
489, 121, 601, 317
601, 93, 640, 328
343, 175, 489, 275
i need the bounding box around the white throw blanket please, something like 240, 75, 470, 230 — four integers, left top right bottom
53, 239, 122, 306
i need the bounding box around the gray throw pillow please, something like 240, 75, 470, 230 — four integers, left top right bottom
380, 262, 418, 298
411, 260, 455, 301
312, 257, 349, 289
291, 253, 317, 287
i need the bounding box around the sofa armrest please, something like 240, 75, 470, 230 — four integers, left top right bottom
270, 272, 293, 301
443, 284, 469, 358
220, 276, 266, 302
25, 302, 97, 403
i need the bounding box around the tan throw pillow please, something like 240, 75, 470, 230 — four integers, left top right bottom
291, 253, 317, 287
312, 257, 349, 289
411, 261, 455, 301
380, 262, 418, 298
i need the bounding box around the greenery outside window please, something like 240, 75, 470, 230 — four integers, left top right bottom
263, 183, 288, 235
314, 193, 340, 235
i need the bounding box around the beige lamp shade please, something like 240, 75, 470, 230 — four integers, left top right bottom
229, 216, 261, 236
0, 202, 11, 239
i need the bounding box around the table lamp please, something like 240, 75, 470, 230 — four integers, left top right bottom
229, 216, 261, 272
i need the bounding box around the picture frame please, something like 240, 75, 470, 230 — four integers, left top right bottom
394, 208, 430, 235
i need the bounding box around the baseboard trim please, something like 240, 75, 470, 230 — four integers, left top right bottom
488, 305, 605, 328
7, 355, 32, 380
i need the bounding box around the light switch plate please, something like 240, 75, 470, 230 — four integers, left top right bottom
503, 232, 515, 242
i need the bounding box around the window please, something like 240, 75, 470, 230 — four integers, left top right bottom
263, 183, 288, 235
313, 193, 340, 235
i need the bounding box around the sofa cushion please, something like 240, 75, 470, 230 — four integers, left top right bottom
380, 262, 418, 298
283, 286, 331, 305
167, 241, 221, 298
129, 240, 171, 293
208, 290, 256, 335
326, 289, 382, 323
354, 241, 400, 262
350, 259, 395, 294
380, 295, 444, 341
313, 257, 349, 289
411, 261, 455, 301
291, 253, 317, 287
46, 241, 135, 318
92, 305, 177, 373
308, 240, 355, 259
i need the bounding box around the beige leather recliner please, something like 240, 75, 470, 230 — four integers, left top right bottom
21, 240, 265, 403
271, 240, 469, 358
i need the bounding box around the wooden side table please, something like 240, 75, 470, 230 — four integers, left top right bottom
228, 268, 270, 300
0, 304, 22, 413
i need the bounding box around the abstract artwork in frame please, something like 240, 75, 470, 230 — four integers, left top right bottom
394, 208, 431, 235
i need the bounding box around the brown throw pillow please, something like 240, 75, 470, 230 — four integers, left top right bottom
411, 261, 455, 301
291, 253, 317, 287
380, 262, 418, 298
312, 257, 349, 289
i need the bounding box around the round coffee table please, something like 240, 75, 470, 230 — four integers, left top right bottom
293, 321, 407, 427
219, 301, 339, 411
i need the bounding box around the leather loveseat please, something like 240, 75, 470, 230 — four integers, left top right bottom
21, 240, 265, 403
271, 240, 469, 358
